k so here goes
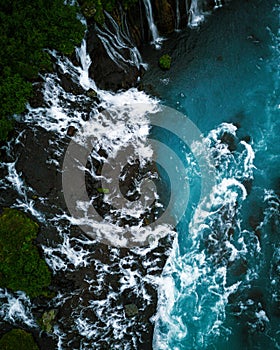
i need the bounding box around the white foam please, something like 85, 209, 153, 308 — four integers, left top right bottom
0, 289, 37, 328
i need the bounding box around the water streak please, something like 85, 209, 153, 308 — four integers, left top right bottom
142, 0, 163, 48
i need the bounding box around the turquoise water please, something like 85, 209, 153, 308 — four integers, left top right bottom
153, 0, 280, 349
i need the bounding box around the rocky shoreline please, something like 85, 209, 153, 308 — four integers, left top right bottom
0, 1, 226, 348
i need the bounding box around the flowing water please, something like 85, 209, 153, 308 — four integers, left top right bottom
142, 0, 163, 48
145, 0, 280, 349
0, 0, 279, 349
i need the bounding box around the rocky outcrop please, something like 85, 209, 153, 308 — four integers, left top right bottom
154, 0, 176, 34
86, 27, 140, 91
85, 0, 217, 91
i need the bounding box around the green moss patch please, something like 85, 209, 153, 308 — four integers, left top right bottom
0, 329, 39, 350
0, 0, 85, 141
0, 209, 52, 298
78, 0, 138, 24
159, 54, 172, 70
38, 309, 57, 333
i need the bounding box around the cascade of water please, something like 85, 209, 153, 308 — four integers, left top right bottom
175, 0, 181, 31
96, 11, 146, 71
214, 0, 223, 9
188, 0, 205, 28
1, 32, 170, 347
142, 0, 162, 48
0, 289, 37, 328
75, 38, 93, 89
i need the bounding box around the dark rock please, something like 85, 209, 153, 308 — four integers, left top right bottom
233, 122, 241, 129
15, 127, 62, 198
242, 178, 253, 195
29, 82, 45, 108
241, 135, 251, 143
124, 303, 139, 317
86, 88, 97, 98
59, 73, 85, 95
67, 126, 76, 137
154, 0, 175, 34
229, 258, 248, 276
220, 132, 237, 152
87, 29, 140, 92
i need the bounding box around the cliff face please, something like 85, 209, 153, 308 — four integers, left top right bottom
85, 0, 217, 91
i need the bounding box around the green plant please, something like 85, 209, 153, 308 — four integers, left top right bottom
159, 54, 172, 70
38, 309, 57, 333
78, 0, 137, 23
0, 209, 52, 298
0, 0, 85, 141
0, 117, 14, 142
0, 329, 39, 350
97, 187, 110, 194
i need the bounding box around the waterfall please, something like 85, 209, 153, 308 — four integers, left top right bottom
75, 39, 93, 90
188, 0, 205, 28
142, 0, 162, 48
214, 0, 223, 9
175, 0, 181, 31
96, 11, 146, 70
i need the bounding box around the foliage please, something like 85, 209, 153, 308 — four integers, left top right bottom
0, 118, 14, 142
0, 209, 52, 298
38, 309, 57, 333
79, 0, 137, 23
0, 329, 39, 350
0, 0, 85, 141
159, 54, 172, 70
121, 0, 138, 11
97, 187, 110, 194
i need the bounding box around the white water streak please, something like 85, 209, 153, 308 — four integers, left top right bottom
96, 12, 146, 70
142, 0, 163, 48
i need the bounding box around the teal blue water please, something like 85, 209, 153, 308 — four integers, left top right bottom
152, 0, 280, 349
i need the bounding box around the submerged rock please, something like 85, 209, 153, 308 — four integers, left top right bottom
220, 131, 237, 152
58, 72, 85, 96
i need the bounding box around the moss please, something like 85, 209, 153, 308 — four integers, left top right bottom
0, 0, 85, 141
0, 209, 52, 298
159, 54, 172, 70
0, 117, 14, 142
0, 329, 39, 350
79, 0, 137, 24
38, 309, 57, 333
97, 188, 110, 194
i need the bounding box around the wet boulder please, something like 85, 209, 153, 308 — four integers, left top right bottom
67, 125, 77, 137
220, 131, 238, 152
124, 303, 139, 317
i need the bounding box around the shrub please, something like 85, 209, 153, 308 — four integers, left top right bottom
0, 0, 85, 141
159, 54, 172, 70
0, 329, 39, 350
78, 0, 137, 23
0, 209, 52, 298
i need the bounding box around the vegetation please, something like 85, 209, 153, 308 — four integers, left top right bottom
0, 329, 39, 350
0, 209, 52, 298
38, 309, 57, 333
159, 54, 172, 70
79, 0, 138, 23
0, 0, 85, 141
97, 187, 110, 194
